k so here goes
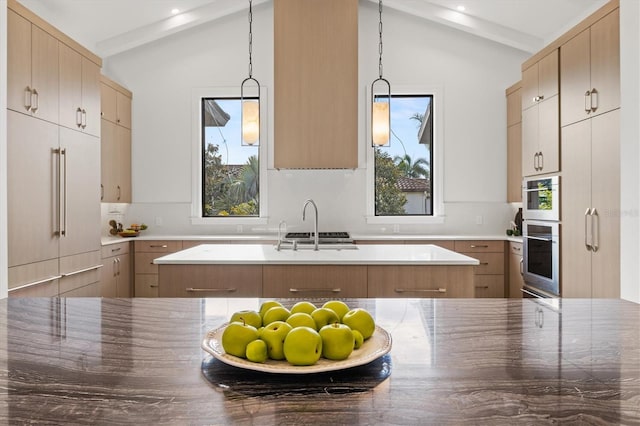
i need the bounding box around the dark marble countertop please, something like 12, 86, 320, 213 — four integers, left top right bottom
0, 297, 638, 424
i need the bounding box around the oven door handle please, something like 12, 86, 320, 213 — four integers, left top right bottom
585, 208, 593, 251
524, 235, 554, 242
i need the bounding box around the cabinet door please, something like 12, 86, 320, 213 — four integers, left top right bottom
506, 87, 521, 127
590, 110, 620, 298
31, 25, 59, 124
116, 254, 132, 297
100, 257, 118, 297
82, 58, 102, 137
590, 9, 620, 118
538, 50, 559, 100
58, 128, 101, 258
507, 122, 522, 202
560, 120, 592, 297
538, 97, 559, 174
116, 92, 132, 129
560, 28, 591, 127
59, 43, 83, 131
117, 126, 132, 202
100, 83, 117, 123
7, 111, 60, 267
100, 119, 118, 202
7, 10, 32, 114
521, 106, 538, 177
521, 64, 538, 111
508, 244, 524, 298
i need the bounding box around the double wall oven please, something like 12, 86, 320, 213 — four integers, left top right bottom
522, 176, 560, 297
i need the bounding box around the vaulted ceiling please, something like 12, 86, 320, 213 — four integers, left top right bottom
17, 0, 610, 58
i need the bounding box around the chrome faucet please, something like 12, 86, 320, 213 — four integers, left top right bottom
302, 199, 319, 251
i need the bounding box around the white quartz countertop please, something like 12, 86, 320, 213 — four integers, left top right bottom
153, 243, 480, 266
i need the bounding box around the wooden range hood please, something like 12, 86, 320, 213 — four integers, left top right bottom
274, 0, 358, 169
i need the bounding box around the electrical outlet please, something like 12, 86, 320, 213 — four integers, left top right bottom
155, 216, 163, 226
393, 224, 400, 233
237, 225, 243, 233
475, 215, 483, 225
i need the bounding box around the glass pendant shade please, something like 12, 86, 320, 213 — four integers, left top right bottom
242, 99, 259, 145
372, 100, 390, 146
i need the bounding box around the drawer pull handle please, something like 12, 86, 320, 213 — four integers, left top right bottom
62, 264, 103, 277
186, 287, 237, 293
111, 247, 122, 253
394, 288, 446, 293
289, 288, 341, 293
149, 245, 169, 248
150, 285, 159, 288
9, 275, 63, 292
470, 245, 489, 248
475, 286, 490, 289
479, 262, 489, 266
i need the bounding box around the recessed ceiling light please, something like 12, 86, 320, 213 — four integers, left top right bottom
171, 8, 180, 15
456, 5, 466, 12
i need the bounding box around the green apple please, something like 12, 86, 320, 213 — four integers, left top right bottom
319, 323, 354, 360
283, 326, 323, 366
230, 309, 262, 329
221, 321, 259, 358
352, 329, 364, 349
259, 300, 284, 319
290, 301, 317, 315
260, 320, 292, 360
342, 308, 376, 340
311, 307, 340, 330
262, 306, 291, 325
286, 312, 317, 330
245, 339, 268, 363
322, 300, 351, 321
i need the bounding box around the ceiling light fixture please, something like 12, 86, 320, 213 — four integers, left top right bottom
171, 8, 180, 15
241, 0, 260, 146
371, 0, 390, 147
456, 5, 466, 12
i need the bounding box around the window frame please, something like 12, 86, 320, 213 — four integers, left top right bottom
365, 85, 445, 224
190, 87, 269, 225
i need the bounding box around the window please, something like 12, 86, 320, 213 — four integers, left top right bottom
374, 94, 433, 216
191, 87, 267, 224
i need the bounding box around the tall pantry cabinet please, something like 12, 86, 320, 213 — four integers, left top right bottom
560, 5, 620, 298
6, 0, 103, 297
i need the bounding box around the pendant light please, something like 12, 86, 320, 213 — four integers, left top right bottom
371, 0, 390, 147
241, 0, 260, 146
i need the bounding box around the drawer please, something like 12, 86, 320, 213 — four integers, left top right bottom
510, 242, 523, 256
454, 240, 504, 253
135, 252, 164, 274
135, 274, 159, 297
158, 265, 262, 297
463, 252, 505, 275
263, 265, 367, 298
102, 242, 130, 258
135, 240, 182, 253
367, 265, 474, 298
474, 275, 505, 298
9, 278, 59, 297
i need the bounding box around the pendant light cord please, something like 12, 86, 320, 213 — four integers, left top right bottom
248, 0, 253, 78
378, 0, 383, 79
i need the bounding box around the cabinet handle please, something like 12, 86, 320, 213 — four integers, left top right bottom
8, 275, 63, 293
81, 109, 87, 129
475, 286, 489, 289
117, 185, 121, 201
584, 90, 592, 113
512, 246, 521, 252
539, 152, 543, 171
520, 258, 524, 275
101, 184, 104, 201
394, 288, 446, 293
117, 118, 121, 123
149, 245, 169, 248
24, 86, 32, 111
534, 152, 539, 171
590, 88, 598, 112
117, 258, 121, 276
111, 247, 122, 253
76, 107, 83, 127
591, 208, 599, 253
150, 284, 159, 288
30, 89, 39, 113
113, 258, 118, 278
62, 264, 103, 278
289, 288, 341, 293
537, 95, 544, 102
479, 262, 489, 266
61, 148, 67, 237
584, 208, 593, 251
186, 287, 237, 293
470, 244, 489, 248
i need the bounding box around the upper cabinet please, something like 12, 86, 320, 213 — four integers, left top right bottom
101, 79, 132, 129
274, 0, 358, 169
560, 8, 620, 127
521, 51, 558, 111
7, 9, 59, 124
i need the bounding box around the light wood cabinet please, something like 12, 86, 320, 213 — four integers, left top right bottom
59, 43, 101, 137
454, 240, 505, 298
101, 242, 131, 297
7, 9, 59, 124
560, 9, 619, 127
263, 265, 367, 298
508, 242, 524, 298
561, 110, 619, 298
506, 82, 522, 202
100, 76, 132, 203
159, 265, 262, 297
274, 0, 357, 168
521, 50, 558, 111
134, 240, 183, 297
368, 265, 474, 298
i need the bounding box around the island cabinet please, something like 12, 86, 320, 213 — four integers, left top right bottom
158, 265, 262, 298
454, 240, 506, 298
100, 242, 131, 297
134, 241, 183, 297
367, 265, 474, 298
560, 8, 619, 127
263, 266, 368, 298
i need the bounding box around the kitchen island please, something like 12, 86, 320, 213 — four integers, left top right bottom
154, 244, 480, 298
0, 297, 638, 424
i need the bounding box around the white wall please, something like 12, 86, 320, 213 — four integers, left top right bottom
1, 0, 8, 299
102, 2, 527, 237
619, 0, 640, 304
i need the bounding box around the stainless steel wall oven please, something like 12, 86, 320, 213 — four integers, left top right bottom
522, 219, 560, 297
